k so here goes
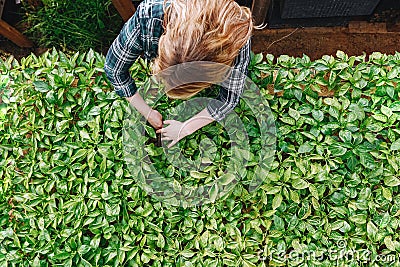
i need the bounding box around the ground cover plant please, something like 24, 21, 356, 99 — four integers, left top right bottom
1, 49, 400, 266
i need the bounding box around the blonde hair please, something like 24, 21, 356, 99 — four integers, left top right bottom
153, 0, 253, 99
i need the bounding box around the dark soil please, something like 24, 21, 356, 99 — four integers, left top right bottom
0, 36, 37, 61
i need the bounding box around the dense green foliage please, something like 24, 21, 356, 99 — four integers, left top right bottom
1, 49, 400, 266
21, 0, 123, 51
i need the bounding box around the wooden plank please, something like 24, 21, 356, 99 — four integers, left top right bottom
348, 21, 387, 33
0, 19, 33, 47
251, 23, 400, 60
112, 0, 136, 22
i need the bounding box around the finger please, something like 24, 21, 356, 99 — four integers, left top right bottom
161, 136, 173, 141
152, 121, 162, 129
168, 140, 178, 148
156, 127, 167, 134
163, 120, 175, 124
157, 119, 164, 128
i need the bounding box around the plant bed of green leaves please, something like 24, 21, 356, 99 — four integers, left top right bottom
1, 49, 400, 266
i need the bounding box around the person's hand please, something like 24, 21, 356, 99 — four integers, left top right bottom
156, 120, 191, 148
147, 109, 163, 129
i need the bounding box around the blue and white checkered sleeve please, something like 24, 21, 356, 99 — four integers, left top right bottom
206, 39, 251, 122
104, 8, 144, 98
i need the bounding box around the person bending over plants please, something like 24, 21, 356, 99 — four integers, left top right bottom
104, 0, 253, 147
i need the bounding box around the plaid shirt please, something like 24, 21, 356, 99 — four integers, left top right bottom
104, 0, 251, 121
